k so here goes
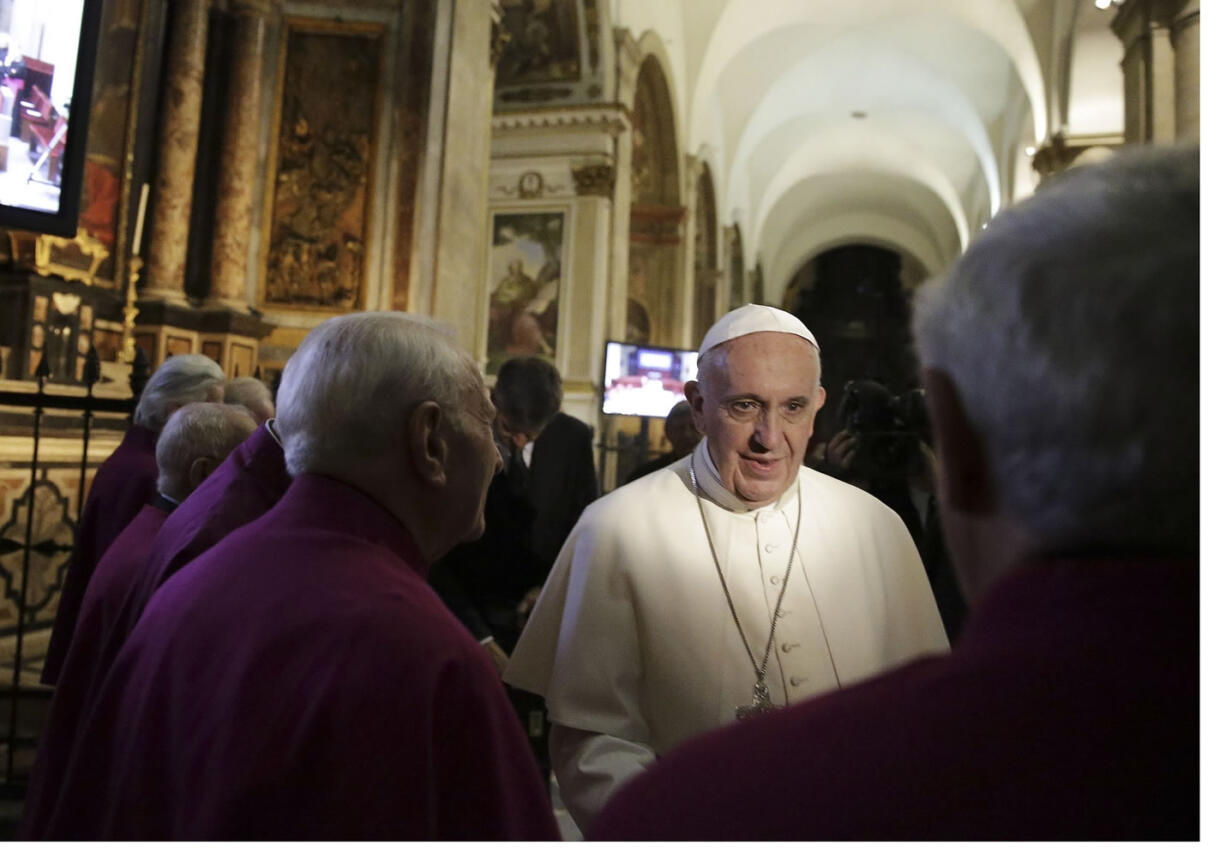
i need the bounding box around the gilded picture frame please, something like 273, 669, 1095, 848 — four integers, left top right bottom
257, 17, 385, 314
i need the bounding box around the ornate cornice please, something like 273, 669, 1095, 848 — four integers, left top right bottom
1031, 132, 1124, 178
492, 104, 630, 136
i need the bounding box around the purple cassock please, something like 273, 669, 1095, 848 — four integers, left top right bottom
42, 424, 158, 685
36, 474, 561, 840
20, 503, 169, 837
590, 557, 1198, 841
113, 421, 290, 644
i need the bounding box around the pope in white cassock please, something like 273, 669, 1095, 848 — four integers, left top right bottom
504, 304, 949, 833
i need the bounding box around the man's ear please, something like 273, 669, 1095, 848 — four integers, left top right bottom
187, 456, 220, 492
922, 367, 994, 515
406, 401, 448, 487
683, 380, 706, 431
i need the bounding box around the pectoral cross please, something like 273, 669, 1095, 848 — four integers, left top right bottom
735, 681, 779, 720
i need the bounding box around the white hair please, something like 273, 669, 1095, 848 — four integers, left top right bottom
275, 312, 485, 479
133, 354, 225, 432
155, 403, 256, 501
912, 145, 1198, 553
224, 376, 275, 422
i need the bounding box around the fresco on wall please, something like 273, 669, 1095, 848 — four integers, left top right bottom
261, 19, 382, 311
495, 0, 581, 85
487, 211, 564, 374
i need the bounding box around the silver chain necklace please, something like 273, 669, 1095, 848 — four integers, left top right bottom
689, 461, 802, 720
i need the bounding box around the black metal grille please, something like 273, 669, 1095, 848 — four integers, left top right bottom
0, 346, 148, 793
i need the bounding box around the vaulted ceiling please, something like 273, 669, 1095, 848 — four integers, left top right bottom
612, 0, 1124, 301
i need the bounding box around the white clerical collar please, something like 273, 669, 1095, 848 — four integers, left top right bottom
690, 436, 799, 515
265, 419, 283, 448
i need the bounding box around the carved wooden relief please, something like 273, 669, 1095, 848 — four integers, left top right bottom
260, 18, 383, 312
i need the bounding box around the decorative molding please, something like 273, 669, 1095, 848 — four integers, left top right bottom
630, 204, 687, 245
1031, 132, 1124, 178
571, 163, 615, 198
34, 230, 111, 287
491, 168, 568, 200
492, 104, 629, 136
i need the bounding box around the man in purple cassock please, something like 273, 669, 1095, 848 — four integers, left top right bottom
590, 148, 1199, 841
41, 354, 225, 685
115, 414, 291, 643
33, 312, 560, 840
21, 403, 257, 837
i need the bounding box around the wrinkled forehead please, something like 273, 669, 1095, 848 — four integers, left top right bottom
702, 332, 820, 390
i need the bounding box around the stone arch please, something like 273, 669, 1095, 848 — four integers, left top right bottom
628, 50, 687, 346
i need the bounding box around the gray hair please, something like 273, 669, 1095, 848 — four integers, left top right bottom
912, 145, 1198, 553
156, 403, 257, 501
133, 354, 226, 432
224, 376, 275, 422
275, 312, 485, 478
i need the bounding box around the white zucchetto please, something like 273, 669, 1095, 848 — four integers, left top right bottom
698, 304, 819, 358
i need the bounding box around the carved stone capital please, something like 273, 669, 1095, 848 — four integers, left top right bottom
1031, 133, 1123, 178
571, 163, 615, 198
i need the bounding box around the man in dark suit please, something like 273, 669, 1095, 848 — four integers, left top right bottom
432, 356, 598, 779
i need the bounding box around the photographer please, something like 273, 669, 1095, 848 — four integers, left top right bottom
818, 379, 966, 639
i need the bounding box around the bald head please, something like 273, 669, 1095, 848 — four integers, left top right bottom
156, 403, 258, 502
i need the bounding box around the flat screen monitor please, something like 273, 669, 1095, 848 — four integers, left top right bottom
602, 340, 699, 418
0, 0, 102, 236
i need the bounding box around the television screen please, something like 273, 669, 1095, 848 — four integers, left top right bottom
602, 340, 699, 418
0, 0, 101, 236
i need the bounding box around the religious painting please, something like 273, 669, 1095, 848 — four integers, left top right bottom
260, 18, 383, 312
495, 0, 581, 86
487, 211, 565, 375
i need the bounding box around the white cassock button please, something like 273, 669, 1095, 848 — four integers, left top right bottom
789, 676, 806, 687
781, 642, 798, 653
764, 543, 777, 553
769, 575, 780, 585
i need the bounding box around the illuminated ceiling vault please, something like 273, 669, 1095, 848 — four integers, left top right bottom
609, 0, 1124, 301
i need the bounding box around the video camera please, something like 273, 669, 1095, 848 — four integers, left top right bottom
834, 379, 929, 479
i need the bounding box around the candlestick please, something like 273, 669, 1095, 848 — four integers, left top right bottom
132, 182, 149, 256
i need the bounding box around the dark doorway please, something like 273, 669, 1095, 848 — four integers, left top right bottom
786, 244, 923, 441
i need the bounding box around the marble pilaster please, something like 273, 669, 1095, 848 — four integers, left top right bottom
426, 0, 499, 353
209, 0, 274, 309
1111, 0, 1199, 144
143, 0, 210, 304
1169, 0, 1199, 141
487, 104, 627, 421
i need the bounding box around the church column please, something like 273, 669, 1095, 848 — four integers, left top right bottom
143, 0, 210, 304
424, 0, 500, 352
605, 28, 641, 347
208, 0, 276, 310
680, 154, 699, 348
1111, 0, 1182, 144
1168, 0, 1199, 141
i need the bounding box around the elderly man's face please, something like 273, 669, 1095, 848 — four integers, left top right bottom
447, 385, 503, 544
687, 332, 824, 508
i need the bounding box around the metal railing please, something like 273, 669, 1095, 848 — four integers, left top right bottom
0, 346, 149, 792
